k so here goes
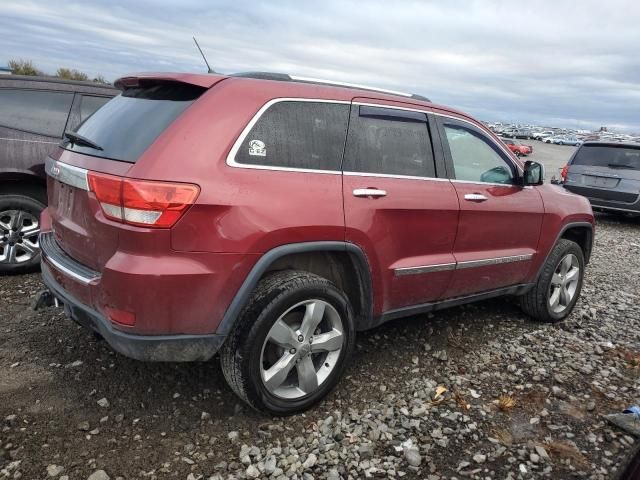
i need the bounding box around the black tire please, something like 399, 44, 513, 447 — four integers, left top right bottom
519, 239, 585, 323
220, 270, 355, 415
0, 193, 46, 275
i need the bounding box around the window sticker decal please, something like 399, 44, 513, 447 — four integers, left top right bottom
249, 139, 266, 156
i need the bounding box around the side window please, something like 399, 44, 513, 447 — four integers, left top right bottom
234, 101, 349, 171
80, 95, 111, 123
343, 105, 436, 177
0, 88, 73, 137
443, 124, 514, 184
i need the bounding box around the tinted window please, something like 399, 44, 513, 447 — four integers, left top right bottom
572, 145, 640, 170
343, 105, 435, 177
234, 101, 349, 171
443, 124, 514, 184
63, 82, 204, 163
80, 95, 110, 123
0, 88, 73, 137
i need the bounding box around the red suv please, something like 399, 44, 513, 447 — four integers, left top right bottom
40, 72, 594, 414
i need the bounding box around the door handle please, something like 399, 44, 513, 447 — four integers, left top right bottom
353, 188, 387, 198
464, 193, 488, 202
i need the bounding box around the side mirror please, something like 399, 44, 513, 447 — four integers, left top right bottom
523, 160, 544, 186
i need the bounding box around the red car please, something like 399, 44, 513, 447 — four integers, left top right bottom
500, 137, 533, 156
40, 72, 594, 414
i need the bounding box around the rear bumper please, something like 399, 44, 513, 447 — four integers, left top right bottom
42, 263, 225, 362
564, 185, 640, 214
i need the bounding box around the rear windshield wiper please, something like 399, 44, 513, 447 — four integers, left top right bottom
607, 163, 638, 170
64, 131, 103, 151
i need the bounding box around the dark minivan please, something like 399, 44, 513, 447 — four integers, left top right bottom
0, 75, 116, 273
563, 141, 640, 215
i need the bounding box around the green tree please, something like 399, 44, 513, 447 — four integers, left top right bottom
8, 59, 42, 76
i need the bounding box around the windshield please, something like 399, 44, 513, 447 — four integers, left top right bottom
572, 145, 640, 169
62, 81, 205, 163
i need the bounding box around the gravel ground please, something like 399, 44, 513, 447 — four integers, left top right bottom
1, 213, 639, 480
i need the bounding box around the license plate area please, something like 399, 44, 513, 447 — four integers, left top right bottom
56, 182, 75, 217
584, 175, 619, 188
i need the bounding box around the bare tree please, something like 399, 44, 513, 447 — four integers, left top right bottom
56, 67, 89, 81
8, 58, 109, 84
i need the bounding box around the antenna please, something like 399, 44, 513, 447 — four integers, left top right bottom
193, 37, 214, 73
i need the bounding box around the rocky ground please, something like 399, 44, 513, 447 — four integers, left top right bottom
1, 213, 639, 480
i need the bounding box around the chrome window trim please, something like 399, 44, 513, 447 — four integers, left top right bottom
226, 98, 349, 175
225, 97, 524, 180
343, 171, 449, 182
393, 253, 533, 276
394, 262, 456, 276
45, 157, 89, 191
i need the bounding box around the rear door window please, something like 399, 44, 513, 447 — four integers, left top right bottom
63, 82, 205, 163
0, 88, 73, 137
572, 145, 640, 170
79, 95, 111, 123
233, 101, 350, 171
343, 105, 436, 177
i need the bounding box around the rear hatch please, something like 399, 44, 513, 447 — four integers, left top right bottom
47, 76, 218, 272
565, 144, 640, 203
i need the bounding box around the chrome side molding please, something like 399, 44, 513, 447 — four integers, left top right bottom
394, 253, 534, 276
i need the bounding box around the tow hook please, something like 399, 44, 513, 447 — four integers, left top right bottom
32, 290, 61, 310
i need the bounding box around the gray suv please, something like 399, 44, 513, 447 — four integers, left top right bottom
0, 75, 116, 273
563, 141, 640, 215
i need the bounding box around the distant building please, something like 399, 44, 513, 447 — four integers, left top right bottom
0, 66, 11, 75
599, 126, 608, 132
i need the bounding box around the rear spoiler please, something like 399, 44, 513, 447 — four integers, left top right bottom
114, 72, 226, 91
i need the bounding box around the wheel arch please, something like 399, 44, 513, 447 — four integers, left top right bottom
0, 171, 47, 204
216, 242, 373, 336
535, 221, 594, 282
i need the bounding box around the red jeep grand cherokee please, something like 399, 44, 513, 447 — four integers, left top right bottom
40, 72, 594, 414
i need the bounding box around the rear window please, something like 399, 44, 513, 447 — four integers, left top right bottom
572, 145, 640, 169
79, 95, 111, 123
0, 88, 73, 137
63, 82, 205, 163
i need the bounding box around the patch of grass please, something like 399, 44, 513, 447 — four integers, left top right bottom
498, 394, 517, 412
544, 440, 589, 468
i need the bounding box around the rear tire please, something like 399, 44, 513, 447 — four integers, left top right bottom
220, 270, 355, 415
0, 193, 45, 275
519, 239, 585, 323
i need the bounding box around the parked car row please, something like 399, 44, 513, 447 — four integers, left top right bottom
488, 122, 639, 146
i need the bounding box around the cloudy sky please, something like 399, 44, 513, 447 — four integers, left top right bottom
1, 0, 639, 132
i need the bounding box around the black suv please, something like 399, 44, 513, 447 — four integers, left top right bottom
0, 75, 116, 273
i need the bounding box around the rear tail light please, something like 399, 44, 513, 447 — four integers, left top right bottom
87, 172, 199, 228
560, 164, 569, 183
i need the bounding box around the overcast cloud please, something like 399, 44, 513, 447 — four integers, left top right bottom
1, 0, 639, 132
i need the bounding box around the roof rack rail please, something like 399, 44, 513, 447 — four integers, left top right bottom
230, 72, 430, 102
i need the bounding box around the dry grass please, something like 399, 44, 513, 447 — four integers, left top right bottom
498, 394, 517, 412
452, 390, 471, 411
490, 428, 513, 446
517, 390, 547, 413
544, 441, 589, 468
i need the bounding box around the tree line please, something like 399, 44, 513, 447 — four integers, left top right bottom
8, 59, 109, 84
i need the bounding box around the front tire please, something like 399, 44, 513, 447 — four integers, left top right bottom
220, 270, 355, 415
519, 239, 585, 323
0, 194, 45, 275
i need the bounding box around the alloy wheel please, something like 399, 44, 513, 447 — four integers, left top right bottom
548, 253, 580, 314
260, 299, 344, 399
0, 210, 40, 265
